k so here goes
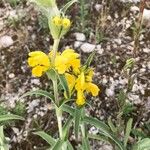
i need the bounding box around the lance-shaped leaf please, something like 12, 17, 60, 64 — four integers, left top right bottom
0, 126, 9, 150
20, 90, 55, 103
67, 140, 74, 150
84, 51, 96, 69
51, 139, 64, 150
132, 138, 150, 150
74, 107, 82, 139
62, 116, 73, 140
34, 131, 56, 146
83, 116, 125, 150
82, 137, 90, 150
58, 74, 70, 99
0, 114, 24, 122
61, 0, 78, 14
61, 104, 75, 116
124, 118, 133, 147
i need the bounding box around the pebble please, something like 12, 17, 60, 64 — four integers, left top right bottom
128, 93, 141, 104
120, 0, 140, 3
80, 43, 96, 53
105, 86, 115, 97
74, 41, 82, 48
74, 32, 86, 41
99, 145, 113, 150
130, 6, 139, 12
0, 35, 14, 48
143, 48, 150, 53
143, 9, 150, 24
96, 45, 104, 54
95, 4, 102, 12
9, 73, 15, 79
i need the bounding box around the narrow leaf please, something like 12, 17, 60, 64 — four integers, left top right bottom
61, 104, 75, 116
124, 118, 133, 147
61, 0, 78, 14
82, 137, 90, 150
84, 51, 96, 68
83, 116, 125, 150
88, 134, 109, 143
132, 138, 150, 150
67, 141, 74, 150
52, 139, 64, 150
62, 116, 73, 140
0, 114, 24, 122
108, 117, 117, 133
20, 90, 55, 103
34, 131, 56, 146
74, 107, 82, 139
58, 74, 70, 99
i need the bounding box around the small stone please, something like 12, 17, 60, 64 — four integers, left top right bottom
114, 39, 122, 45
143, 9, 150, 23
96, 45, 104, 54
143, 48, 150, 53
80, 43, 96, 53
74, 32, 86, 41
99, 145, 113, 150
0, 35, 14, 48
95, 4, 102, 12
74, 41, 82, 48
105, 86, 115, 97
130, 6, 139, 12
9, 73, 15, 79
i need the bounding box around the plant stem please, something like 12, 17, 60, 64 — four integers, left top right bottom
56, 107, 63, 138
51, 39, 66, 149
133, 0, 146, 56
52, 39, 60, 65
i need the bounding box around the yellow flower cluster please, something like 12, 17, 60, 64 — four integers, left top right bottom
28, 49, 99, 106
28, 49, 80, 77
65, 69, 100, 106
28, 51, 51, 77
52, 16, 71, 28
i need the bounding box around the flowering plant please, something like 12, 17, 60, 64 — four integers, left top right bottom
20, 0, 150, 150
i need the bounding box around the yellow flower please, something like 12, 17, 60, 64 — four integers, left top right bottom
28, 51, 51, 77
62, 18, 71, 28
65, 73, 76, 92
74, 70, 100, 106
55, 49, 80, 74
52, 16, 62, 26
76, 90, 85, 106
85, 83, 100, 96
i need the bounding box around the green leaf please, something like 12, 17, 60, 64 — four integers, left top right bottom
58, 74, 70, 99
0, 126, 9, 150
84, 51, 96, 69
0, 114, 24, 122
52, 139, 64, 150
61, 0, 78, 14
74, 107, 82, 139
20, 90, 55, 103
82, 137, 90, 150
83, 116, 125, 150
46, 69, 57, 81
108, 117, 117, 133
88, 134, 109, 143
132, 129, 147, 138
132, 138, 150, 150
61, 104, 75, 116
0, 126, 5, 145
34, 131, 56, 146
67, 141, 74, 150
124, 118, 133, 147
62, 116, 73, 140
